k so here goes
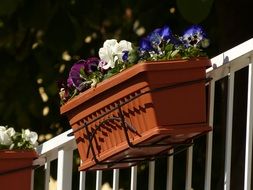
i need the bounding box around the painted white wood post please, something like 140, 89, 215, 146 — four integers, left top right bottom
130, 166, 137, 190
95, 170, 102, 190
244, 60, 253, 190
112, 169, 119, 190
79, 171, 86, 190
148, 161, 155, 190
57, 148, 73, 190
44, 161, 51, 190
166, 149, 174, 190
205, 80, 215, 190
185, 146, 193, 190
224, 70, 235, 190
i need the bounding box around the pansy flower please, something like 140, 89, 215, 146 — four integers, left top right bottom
58, 24, 209, 104
0, 126, 38, 150
181, 25, 207, 47
98, 39, 133, 70
67, 58, 100, 92
139, 25, 172, 59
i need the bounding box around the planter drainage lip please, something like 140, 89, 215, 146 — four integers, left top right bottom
60, 58, 211, 114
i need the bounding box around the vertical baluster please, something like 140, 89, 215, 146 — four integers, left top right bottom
166, 149, 174, 190
244, 60, 253, 190
224, 70, 235, 190
79, 171, 86, 190
95, 170, 102, 190
44, 161, 51, 190
148, 161, 155, 190
57, 148, 73, 190
185, 146, 193, 190
130, 166, 137, 190
112, 169, 119, 190
205, 80, 215, 190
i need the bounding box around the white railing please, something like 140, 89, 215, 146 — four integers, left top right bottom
34, 38, 253, 190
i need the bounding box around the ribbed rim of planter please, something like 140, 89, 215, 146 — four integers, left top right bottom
61, 57, 211, 114
0, 150, 38, 159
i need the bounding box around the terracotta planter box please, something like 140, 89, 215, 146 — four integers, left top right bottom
61, 58, 212, 171
0, 150, 38, 190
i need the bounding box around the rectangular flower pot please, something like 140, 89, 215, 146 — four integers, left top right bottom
0, 150, 38, 190
60, 58, 212, 171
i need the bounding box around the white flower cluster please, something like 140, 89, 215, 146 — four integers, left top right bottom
0, 126, 38, 150
98, 39, 132, 70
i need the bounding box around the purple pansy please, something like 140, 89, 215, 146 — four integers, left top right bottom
85, 57, 100, 74
67, 58, 100, 91
67, 60, 86, 89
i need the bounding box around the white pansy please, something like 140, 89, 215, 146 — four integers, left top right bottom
103, 39, 118, 50
0, 126, 38, 150
0, 130, 12, 146
118, 40, 132, 51
6, 127, 15, 137
98, 39, 132, 70
99, 45, 115, 69
29, 132, 38, 146
0, 126, 7, 132
23, 129, 38, 145
116, 40, 132, 61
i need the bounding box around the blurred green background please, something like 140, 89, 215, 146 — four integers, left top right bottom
0, 0, 253, 189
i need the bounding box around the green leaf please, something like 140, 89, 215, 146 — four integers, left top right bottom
171, 49, 180, 58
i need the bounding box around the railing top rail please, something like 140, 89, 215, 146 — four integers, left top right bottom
36, 129, 76, 162
208, 38, 253, 73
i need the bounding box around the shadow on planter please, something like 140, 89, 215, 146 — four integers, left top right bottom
61, 58, 212, 171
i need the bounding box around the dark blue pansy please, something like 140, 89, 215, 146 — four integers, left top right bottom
153, 25, 171, 42
122, 51, 129, 61
140, 25, 172, 52
181, 25, 206, 47
139, 38, 153, 51
147, 32, 162, 47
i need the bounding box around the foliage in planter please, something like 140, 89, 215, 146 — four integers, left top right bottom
58, 25, 209, 104
0, 125, 38, 150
